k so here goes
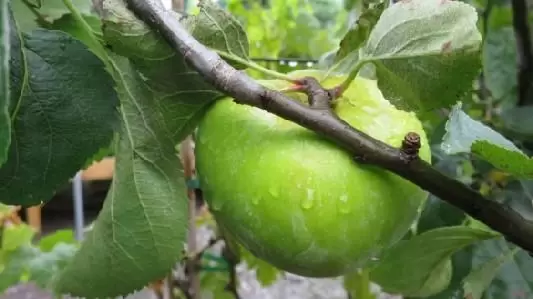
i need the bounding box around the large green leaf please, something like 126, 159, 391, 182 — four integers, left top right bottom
0, 28, 118, 207
499, 106, 533, 141
462, 246, 519, 299
0, 0, 10, 166
416, 195, 466, 234
416, 245, 476, 299
470, 239, 533, 298
333, 1, 385, 63
369, 226, 499, 297
53, 55, 192, 299
54, 1, 246, 297
441, 103, 533, 179
482, 26, 517, 103
10, 0, 94, 32
357, 0, 481, 112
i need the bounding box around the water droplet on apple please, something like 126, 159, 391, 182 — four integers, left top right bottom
301, 188, 315, 210
338, 194, 351, 214
268, 186, 279, 198
211, 199, 223, 211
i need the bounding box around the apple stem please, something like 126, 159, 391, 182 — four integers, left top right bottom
400, 132, 421, 162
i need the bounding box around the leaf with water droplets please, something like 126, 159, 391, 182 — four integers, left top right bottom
358, 0, 482, 112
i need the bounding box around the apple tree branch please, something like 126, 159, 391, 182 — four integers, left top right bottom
123, 0, 533, 254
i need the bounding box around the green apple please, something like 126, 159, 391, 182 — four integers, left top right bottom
194, 69, 432, 277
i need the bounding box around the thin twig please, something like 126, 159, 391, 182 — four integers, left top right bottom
180, 135, 200, 299
221, 240, 241, 299
511, 0, 533, 106
124, 0, 533, 254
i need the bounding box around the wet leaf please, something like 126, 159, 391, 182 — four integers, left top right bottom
358, 0, 482, 112
441, 103, 533, 179
369, 226, 499, 297
483, 26, 517, 103
462, 246, 519, 299
470, 239, 533, 298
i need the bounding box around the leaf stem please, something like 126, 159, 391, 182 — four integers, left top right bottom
215, 50, 297, 83
337, 60, 366, 96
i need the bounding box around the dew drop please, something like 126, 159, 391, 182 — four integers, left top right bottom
268, 186, 279, 198
211, 198, 223, 211
301, 188, 315, 210
338, 194, 351, 214
251, 196, 259, 205
198, 133, 207, 145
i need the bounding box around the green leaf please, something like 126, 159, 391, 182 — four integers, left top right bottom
369, 226, 499, 297
462, 246, 519, 299
470, 239, 533, 298
472, 141, 533, 179
416, 195, 466, 234
333, 1, 385, 63
486, 6, 513, 30
482, 26, 517, 103
54, 1, 249, 297
441, 103, 533, 179
53, 55, 190, 299
27, 243, 78, 289
499, 106, 533, 141
344, 0, 360, 10
2, 223, 35, 251
358, 0, 482, 112
240, 244, 280, 286
417, 245, 475, 299
0, 246, 39, 291
0, 242, 77, 292
185, 0, 249, 68
0, 0, 11, 166
38, 229, 76, 252
0, 28, 119, 207
42, 13, 106, 60
10, 0, 93, 32
343, 269, 377, 299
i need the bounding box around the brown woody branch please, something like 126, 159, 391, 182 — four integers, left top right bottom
511, 0, 533, 106
124, 0, 533, 253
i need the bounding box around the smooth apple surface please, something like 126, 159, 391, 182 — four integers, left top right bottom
195, 69, 432, 277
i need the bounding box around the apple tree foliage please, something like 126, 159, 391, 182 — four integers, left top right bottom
0, 0, 533, 298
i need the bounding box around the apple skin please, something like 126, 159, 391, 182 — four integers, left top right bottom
194, 69, 431, 277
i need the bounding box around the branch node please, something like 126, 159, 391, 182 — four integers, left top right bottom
400, 132, 421, 162
298, 77, 335, 110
